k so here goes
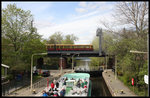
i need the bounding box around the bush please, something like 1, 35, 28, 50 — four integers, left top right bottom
117, 71, 123, 76
6, 74, 13, 80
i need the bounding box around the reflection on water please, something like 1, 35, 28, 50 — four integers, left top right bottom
75, 57, 91, 71
75, 57, 102, 71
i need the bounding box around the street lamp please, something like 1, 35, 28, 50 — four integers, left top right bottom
72, 53, 79, 72
30, 53, 47, 92
60, 57, 63, 74
115, 55, 117, 80
130, 50, 148, 54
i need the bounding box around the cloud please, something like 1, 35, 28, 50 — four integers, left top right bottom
79, 2, 87, 7
37, 11, 114, 44
75, 8, 87, 13
2, 2, 117, 45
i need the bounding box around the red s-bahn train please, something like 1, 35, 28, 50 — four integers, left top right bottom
46, 44, 93, 51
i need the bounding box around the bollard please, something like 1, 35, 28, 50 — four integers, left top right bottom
32, 89, 36, 94
120, 90, 124, 94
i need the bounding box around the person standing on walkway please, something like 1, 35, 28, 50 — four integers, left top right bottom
51, 82, 55, 90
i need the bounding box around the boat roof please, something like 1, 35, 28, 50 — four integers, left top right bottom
63, 73, 90, 80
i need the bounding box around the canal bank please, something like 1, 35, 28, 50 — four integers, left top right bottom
102, 69, 138, 97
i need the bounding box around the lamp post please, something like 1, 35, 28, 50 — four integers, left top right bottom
30, 53, 47, 92
106, 55, 107, 70
72, 54, 79, 72
129, 50, 148, 54
115, 55, 117, 80
60, 57, 63, 74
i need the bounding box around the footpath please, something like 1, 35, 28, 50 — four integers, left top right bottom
5, 69, 73, 97
102, 69, 138, 97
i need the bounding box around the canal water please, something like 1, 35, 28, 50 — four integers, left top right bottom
91, 77, 111, 97
74, 57, 111, 97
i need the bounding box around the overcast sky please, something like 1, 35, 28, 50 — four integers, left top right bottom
2, 1, 118, 44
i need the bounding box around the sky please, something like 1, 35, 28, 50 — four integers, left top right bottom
2, 1, 118, 44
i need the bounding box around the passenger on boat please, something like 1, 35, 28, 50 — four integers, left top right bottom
84, 85, 87, 88
49, 87, 54, 91
63, 80, 66, 85
53, 91, 59, 97
42, 90, 48, 97
51, 82, 55, 90
71, 78, 75, 80
54, 88, 58, 91
53, 78, 56, 84
74, 80, 77, 86
81, 81, 84, 88
49, 90, 54, 96
60, 88, 66, 96
77, 79, 81, 88
84, 80, 88, 85
56, 81, 59, 88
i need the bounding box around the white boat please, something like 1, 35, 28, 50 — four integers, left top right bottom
37, 73, 92, 97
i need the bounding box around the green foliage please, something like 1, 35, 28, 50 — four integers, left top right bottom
2, 4, 45, 73
47, 32, 64, 44
63, 34, 78, 44
1, 68, 5, 76
47, 32, 78, 44
6, 74, 14, 80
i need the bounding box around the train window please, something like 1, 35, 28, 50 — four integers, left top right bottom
66, 45, 70, 49
56, 46, 60, 49
71, 45, 73, 49
80, 45, 83, 48
51, 46, 54, 48
64, 46, 67, 49
60, 46, 63, 49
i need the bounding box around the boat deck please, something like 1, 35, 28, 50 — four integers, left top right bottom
37, 73, 91, 97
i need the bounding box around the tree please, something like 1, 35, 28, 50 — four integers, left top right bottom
2, 4, 35, 52
2, 4, 45, 72
47, 32, 64, 44
63, 34, 78, 44
99, 2, 149, 95
114, 2, 148, 38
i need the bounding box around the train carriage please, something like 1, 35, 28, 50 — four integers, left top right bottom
46, 44, 93, 51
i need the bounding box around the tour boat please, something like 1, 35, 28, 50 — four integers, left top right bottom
57, 73, 92, 97
37, 73, 92, 97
